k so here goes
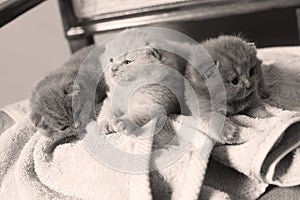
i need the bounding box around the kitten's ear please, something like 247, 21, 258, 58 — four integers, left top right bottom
203, 61, 219, 80
145, 42, 162, 60
30, 112, 42, 127
145, 47, 162, 61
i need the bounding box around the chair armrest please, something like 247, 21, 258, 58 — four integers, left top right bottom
0, 0, 45, 27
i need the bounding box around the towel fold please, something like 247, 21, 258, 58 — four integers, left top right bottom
204, 158, 268, 200
212, 107, 300, 184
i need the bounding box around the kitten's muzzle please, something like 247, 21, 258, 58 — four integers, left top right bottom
243, 79, 252, 89
111, 65, 119, 72
38, 128, 53, 137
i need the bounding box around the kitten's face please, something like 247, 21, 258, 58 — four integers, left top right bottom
30, 90, 74, 136
217, 54, 262, 101
30, 77, 84, 136
105, 48, 161, 87
203, 36, 263, 114
31, 113, 71, 136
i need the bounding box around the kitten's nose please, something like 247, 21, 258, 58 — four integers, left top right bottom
243, 79, 252, 89
111, 65, 119, 72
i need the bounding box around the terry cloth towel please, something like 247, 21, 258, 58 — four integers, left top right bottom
0, 46, 300, 200
0, 102, 213, 200
203, 46, 300, 199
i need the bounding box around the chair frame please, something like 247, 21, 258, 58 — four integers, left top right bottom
1, 0, 300, 53
0, 0, 45, 27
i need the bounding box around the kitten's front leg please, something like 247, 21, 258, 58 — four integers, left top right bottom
200, 109, 240, 144
213, 110, 241, 144
98, 97, 118, 134
222, 117, 240, 144
246, 103, 272, 119
98, 96, 130, 134
243, 90, 272, 119
258, 78, 270, 99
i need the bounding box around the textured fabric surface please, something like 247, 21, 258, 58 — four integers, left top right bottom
259, 186, 300, 200
0, 104, 212, 200
0, 46, 300, 199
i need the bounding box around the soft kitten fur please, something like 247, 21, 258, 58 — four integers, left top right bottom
186, 35, 271, 143
99, 29, 187, 134
30, 46, 107, 136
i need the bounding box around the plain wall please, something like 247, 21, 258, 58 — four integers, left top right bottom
0, 1, 70, 108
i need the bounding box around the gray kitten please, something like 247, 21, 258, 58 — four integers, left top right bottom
186, 35, 271, 143
30, 46, 107, 136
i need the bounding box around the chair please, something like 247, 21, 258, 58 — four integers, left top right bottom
1, 0, 300, 52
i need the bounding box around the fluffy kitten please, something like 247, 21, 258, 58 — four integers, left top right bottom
30, 46, 107, 136
186, 35, 270, 143
98, 30, 187, 134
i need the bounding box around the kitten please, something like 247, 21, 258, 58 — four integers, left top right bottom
98, 30, 187, 134
186, 35, 271, 143
30, 45, 107, 136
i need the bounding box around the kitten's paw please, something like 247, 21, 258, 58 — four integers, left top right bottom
258, 110, 272, 118
99, 116, 130, 134
247, 105, 273, 119
221, 119, 240, 144
115, 120, 127, 132
248, 108, 272, 119
99, 119, 116, 134
114, 118, 139, 135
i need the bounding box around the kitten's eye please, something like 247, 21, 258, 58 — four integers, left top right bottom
58, 125, 68, 131
109, 58, 113, 62
249, 67, 255, 77
230, 78, 239, 85
123, 60, 132, 65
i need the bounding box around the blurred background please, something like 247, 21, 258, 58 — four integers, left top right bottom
0, 0, 299, 107
0, 1, 69, 107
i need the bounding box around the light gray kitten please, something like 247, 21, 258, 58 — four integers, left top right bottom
98, 30, 187, 134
